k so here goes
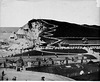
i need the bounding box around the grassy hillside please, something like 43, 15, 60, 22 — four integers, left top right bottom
41, 19, 100, 37
0, 19, 100, 40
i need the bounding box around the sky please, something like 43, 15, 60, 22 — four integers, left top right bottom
0, 0, 100, 27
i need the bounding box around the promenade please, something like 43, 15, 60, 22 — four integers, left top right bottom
0, 68, 74, 81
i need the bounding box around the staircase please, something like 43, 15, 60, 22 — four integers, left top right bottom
83, 47, 100, 61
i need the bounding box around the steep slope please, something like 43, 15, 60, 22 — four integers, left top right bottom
40, 19, 100, 37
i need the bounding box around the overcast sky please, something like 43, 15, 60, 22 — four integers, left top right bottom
0, 0, 100, 27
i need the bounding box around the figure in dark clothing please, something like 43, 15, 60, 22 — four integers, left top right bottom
1, 76, 4, 80
81, 56, 84, 64
43, 58, 46, 62
16, 57, 24, 71
6, 78, 8, 81
12, 76, 16, 81
41, 76, 45, 81
1, 71, 5, 80
52, 60, 54, 65
49, 58, 54, 65
4, 62, 6, 68
38, 61, 41, 67
2, 71, 5, 76
36, 58, 42, 67
65, 57, 69, 65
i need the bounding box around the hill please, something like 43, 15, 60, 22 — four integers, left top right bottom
40, 19, 100, 37
0, 19, 100, 38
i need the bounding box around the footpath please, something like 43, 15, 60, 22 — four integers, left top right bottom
0, 68, 74, 81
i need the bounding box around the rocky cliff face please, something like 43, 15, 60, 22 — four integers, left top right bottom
0, 19, 100, 57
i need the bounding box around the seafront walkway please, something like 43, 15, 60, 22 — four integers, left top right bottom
0, 68, 74, 81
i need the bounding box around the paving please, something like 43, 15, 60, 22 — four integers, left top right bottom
0, 68, 74, 81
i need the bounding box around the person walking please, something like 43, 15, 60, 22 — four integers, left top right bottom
41, 76, 45, 81
12, 76, 16, 81
1, 71, 5, 80
65, 57, 69, 65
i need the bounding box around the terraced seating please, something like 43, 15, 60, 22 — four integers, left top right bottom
42, 49, 87, 53
14, 50, 42, 57
92, 49, 100, 53
83, 54, 97, 59
13, 48, 88, 57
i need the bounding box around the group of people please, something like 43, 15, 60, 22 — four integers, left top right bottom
0, 71, 16, 81
0, 70, 46, 81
